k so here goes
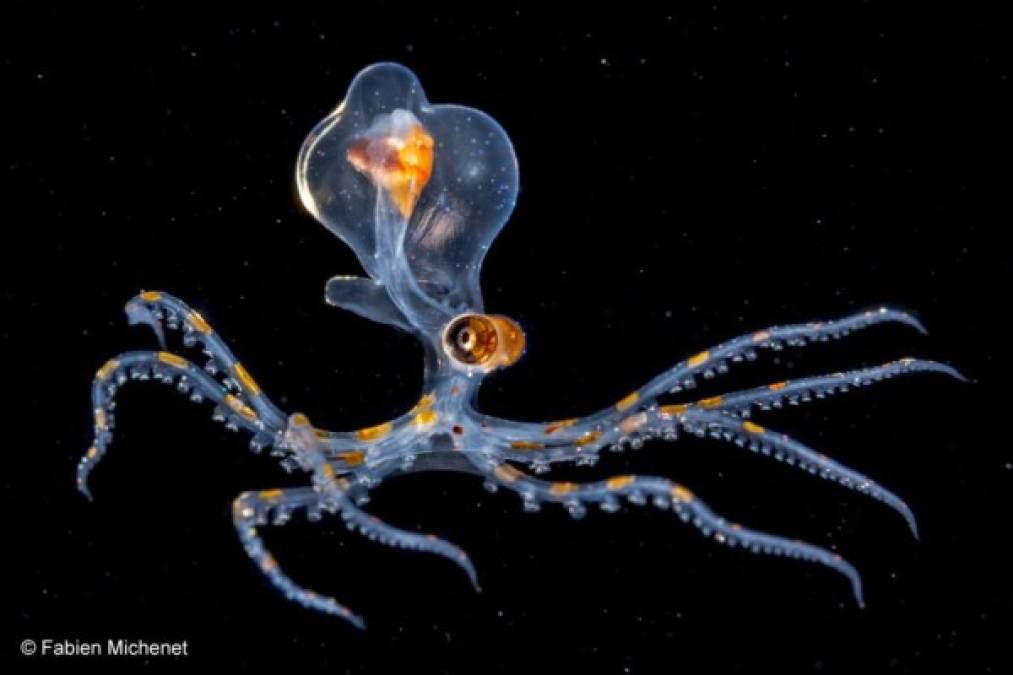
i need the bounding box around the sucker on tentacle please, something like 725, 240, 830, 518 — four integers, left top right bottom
78, 62, 964, 626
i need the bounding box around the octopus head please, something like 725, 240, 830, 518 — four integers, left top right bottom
297, 63, 520, 349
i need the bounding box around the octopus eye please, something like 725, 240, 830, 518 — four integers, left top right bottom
443, 313, 525, 372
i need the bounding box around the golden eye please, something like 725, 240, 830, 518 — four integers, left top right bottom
443, 314, 525, 372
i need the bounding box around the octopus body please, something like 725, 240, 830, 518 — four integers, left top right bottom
79, 63, 963, 627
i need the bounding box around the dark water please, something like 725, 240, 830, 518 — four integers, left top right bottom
4, 5, 1008, 673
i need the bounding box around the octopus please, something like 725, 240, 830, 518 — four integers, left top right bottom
78, 63, 964, 628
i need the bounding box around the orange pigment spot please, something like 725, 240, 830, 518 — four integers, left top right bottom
550, 482, 577, 496
356, 421, 393, 442
671, 485, 694, 502
606, 475, 635, 491
188, 311, 212, 334
616, 392, 639, 412
233, 363, 262, 396
688, 351, 710, 367
157, 351, 187, 368
544, 418, 578, 435
338, 450, 366, 467
697, 395, 724, 409
97, 359, 119, 380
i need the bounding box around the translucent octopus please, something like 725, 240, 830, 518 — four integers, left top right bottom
79, 63, 964, 627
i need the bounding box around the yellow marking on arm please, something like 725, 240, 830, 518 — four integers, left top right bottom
493, 463, 522, 483
313, 428, 329, 439
188, 310, 212, 334
660, 404, 688, 417
575, 431, 602, 447
233, 363, 262, 396
606, 475, 635, 491
140, 290, 161, 302
752, 330, 770, 342
697, 395, 723, 409
157, 351, 187, 368
356, 421, 393, 442
412, 409, 438, 428
337, 450, 365, 467
768, 381, 788, 391
290, 413, 310, 427
549, 482, 577, 496
225, 394, 257, 421
742, 421, 765, 434
510, 440, 544, 451
671, 485, 694, 502
688, 351, 710, 367
94, 408, 107, 430
96, 359, 119, 381
258, 489, 284, 501
616, 391, 639, 412
322, 464, 336, 479
411, 392, 437, 413
544, 418, 578, 435
86, 446, 98, 459
619, 412, 647, 434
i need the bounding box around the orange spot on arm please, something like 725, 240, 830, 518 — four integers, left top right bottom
697, 395, 724, 409
687, 351, 710, 367
671, 485, 694, 502
574, 431, 603, 447
549, 482, 578, 496
616, 392, 639, 412
233, 363, 262, 396
356, 421, 393, 442
188, 311, 212, 334
157, 351, 187, 368
544, 418, 578, 435
606, 475, 635, 491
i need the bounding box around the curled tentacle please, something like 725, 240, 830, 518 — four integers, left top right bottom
123, 290, 286, 427
79, 350, 277, 499
233, 488, 366, 628
470, 455, 864, 606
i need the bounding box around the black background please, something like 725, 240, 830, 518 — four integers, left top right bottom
4, 4, 1009, 673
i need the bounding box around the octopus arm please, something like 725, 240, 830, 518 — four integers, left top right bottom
469, 455, 865, 606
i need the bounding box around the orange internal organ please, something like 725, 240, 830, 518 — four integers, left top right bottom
346, 122, 434, 219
